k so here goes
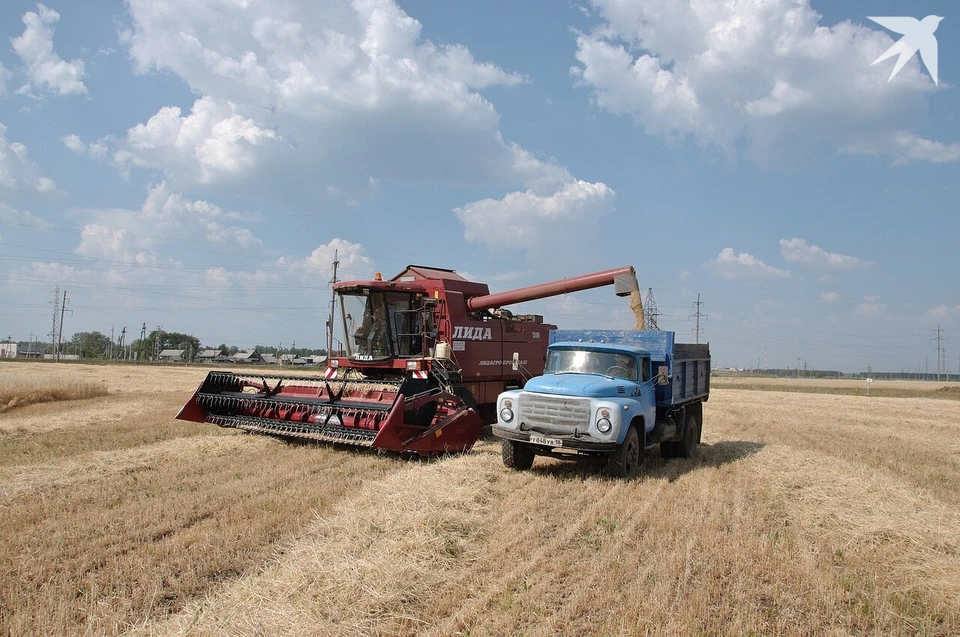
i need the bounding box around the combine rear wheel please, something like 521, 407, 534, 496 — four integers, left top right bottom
502, 439, 535, 470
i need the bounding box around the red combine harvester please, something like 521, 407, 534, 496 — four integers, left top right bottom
176, 265, 639, 455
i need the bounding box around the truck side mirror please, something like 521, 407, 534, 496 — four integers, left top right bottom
512, 352, 520, 371
657, 366, 669, 385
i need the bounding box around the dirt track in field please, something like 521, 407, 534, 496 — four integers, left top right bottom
1, 362, 958, 636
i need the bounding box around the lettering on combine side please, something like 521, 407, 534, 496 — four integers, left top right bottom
479, 360, 529, 366
452, 326, 493, 341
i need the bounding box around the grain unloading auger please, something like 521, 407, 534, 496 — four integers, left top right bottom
177, 265, 640, 455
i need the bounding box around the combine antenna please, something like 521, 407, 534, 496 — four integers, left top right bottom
327, 249, 340, 355
689, 293, 707, 344
643, 287, 662, 331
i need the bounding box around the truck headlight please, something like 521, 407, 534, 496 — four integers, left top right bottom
597, 417, 612, 433
500, 408, 514, 422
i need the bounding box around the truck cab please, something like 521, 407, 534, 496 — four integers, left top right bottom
492, 330, 709, 478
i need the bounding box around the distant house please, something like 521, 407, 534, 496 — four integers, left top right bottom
0, 340, 17, 358
232, 350, 263, 364
306, 355, 327, 366
159, 349, 185, 362
260, 354, 278, 365
17, 345, 43, 359
197, 349, 228, 363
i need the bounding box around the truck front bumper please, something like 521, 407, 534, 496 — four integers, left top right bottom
492, 426, 617, 452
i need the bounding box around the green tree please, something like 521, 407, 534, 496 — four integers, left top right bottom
145, 330, 201, 359
70, 331, 112, 359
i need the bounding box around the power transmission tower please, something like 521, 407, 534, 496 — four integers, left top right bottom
49, 286, 60, 359
327, 249, 340, 354
689, 293, 707, 343
155, 325, 164, 360
139, 323, 147, 362
117, 327, 126, 361
57, 290, 69, 362
933, 325, 946, 381
643, 288, 662, 331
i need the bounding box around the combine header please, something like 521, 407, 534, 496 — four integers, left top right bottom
177, 265, 640, 455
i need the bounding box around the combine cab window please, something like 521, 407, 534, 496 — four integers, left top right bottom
340, 290, 423, 360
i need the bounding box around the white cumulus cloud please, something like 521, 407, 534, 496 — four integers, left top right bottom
61, 134, 85, 153
455, 179, 616, 262
11, 4, 88, 96
820, 291, 841, 303
114, 0, 564, 209
856, 301, 886, 316
891, 134, 960, 165
779, 238, 874, 270
282, 237, 375, 281
0, 202, 53, 230
75, 182, 263, 265
705, 248, 790, 281
573, 0, 949, 165
0, 62, 11, 97
0, 122, 58, 195
115, 97, 279, 185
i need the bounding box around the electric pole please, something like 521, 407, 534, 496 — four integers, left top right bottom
49, 286, 60, 359
689, 293, 707, 344
327, 250, 340, 355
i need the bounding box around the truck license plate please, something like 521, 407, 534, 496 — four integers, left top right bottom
529, 434, 562, 448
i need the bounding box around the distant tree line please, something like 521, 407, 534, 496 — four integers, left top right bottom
15, 332, 326, 361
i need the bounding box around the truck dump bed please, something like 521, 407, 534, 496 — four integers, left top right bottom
550, 330, 709, 405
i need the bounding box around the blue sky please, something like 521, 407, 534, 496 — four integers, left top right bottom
0, 0, 957, 373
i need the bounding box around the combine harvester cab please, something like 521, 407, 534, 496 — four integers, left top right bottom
177, 264, 639, 455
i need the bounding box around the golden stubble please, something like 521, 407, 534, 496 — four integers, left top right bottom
0, 361, 957, 636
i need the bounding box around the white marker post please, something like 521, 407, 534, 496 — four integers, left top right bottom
866, 377, 873, 396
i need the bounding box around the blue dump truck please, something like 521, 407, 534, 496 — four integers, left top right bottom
491, 330, 710, 478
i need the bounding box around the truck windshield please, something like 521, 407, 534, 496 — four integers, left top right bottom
545, 349, 638, 380
339, 290, 423, 361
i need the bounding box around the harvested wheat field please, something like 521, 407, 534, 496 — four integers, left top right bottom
1, 361, 958, 636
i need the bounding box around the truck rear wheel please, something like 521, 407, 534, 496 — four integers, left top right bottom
502, 439, 535, 470
678, 414, 699, 459
607, 425, 642, 479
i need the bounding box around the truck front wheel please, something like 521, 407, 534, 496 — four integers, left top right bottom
607, 425, 642, 479
502, 439, 535, 470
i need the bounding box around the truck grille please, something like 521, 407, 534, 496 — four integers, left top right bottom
518, 393, 591, 431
